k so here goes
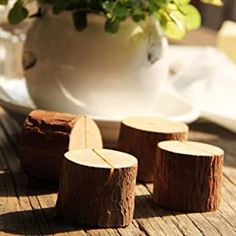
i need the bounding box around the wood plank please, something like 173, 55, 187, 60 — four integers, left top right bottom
136, 184, 200, 236
1, 109, 236, 236
186, 213, 221, 236
0, 154, 25, 236
0, 110, 141, 236
219, 177, 236, 229
145, 183, 224, 236
200, 211, 236, 236
0, 121, 87, 235
223, 167, 236, 186
219, 198, 236, 229
0, 125, 52, 235
0, 109, 88, 235
0, 109, 21, 150
117, 221, 146, 236
189, 121, 236, 145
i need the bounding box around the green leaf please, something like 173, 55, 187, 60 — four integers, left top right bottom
163, 19, 186, 39
169, 10, 186, 31
102, 1, 113, 11
0, 0, 8, 6
113, 3, 129, 18
166, 3, 178, 11
131, 7, 146, 22
73, 11, 87, 31
132, 14, 146, 22
174, 0, 190, 5
105, 20, 120, 33
157, 9, 186, 39
181, 4, 201, 30
8, 0, 28, 25
3, 0, 222, 38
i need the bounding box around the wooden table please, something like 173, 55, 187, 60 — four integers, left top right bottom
0, 108, 236, 236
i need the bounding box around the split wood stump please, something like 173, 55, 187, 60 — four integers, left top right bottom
19, 110, 103, 181
153, 140, 224, 212
56, 149, 138, 228
118, 117, 188, 182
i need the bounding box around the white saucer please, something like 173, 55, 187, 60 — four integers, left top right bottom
0, 79, 200, 147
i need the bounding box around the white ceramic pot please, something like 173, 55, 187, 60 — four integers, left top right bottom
24, 5, 168, 119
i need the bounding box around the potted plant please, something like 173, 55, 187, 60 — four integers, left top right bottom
0, 0, 222, 119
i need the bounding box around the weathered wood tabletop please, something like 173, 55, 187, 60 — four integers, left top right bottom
0, 107, 236, 236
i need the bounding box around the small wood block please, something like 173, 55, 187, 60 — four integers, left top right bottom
56, 149, 138, 228
19, 110, 103, 181
153, 141, 224, 212
118, 117, 188, 182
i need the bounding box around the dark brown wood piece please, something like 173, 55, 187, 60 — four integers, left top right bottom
153, 140, 224, 212
118, 117, 188, 183
56, 149, 138, 228
19, 109, 103, 181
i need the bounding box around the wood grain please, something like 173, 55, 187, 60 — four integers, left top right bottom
153, 141, 224, 212
0, 108, 236, 236
56, 149, 137, 228
19, 110, 103, 181
118, 117, 188, 183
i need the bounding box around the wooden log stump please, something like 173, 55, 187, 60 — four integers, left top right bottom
118, 117, 188, 182
19, 110, 103, 181
153, 140, 224, 212
56, 149, 138, 228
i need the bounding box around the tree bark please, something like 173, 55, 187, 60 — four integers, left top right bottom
153, 141, 224, 212
19, 109, 103, 181
118, 117, 188, 183
56, 149, 137, 228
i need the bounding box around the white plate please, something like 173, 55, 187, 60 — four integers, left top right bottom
0, 79, 200, 147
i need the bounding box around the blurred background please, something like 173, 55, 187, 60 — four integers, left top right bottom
193, 0, 236, 30
1, 0, 236, 78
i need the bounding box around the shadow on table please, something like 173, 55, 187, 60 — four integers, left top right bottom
189, 121, 236, 168
28, 178, 59, 195
134, 194, 180, 219
189, 121, 235, 140
0, 172, 58, 197
0, 207, 82, 235
0, 196, 181, 235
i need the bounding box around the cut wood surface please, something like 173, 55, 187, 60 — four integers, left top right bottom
153, 141, 224, 212
0, 108, 236, 236
56, 149, 137, 228
19, 110, 103, 180
118, 117, 189, 182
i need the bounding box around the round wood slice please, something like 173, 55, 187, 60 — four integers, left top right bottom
19, 110, 103, 181
153, 140, 224, 212
118, 117, 188, 182
56, 149, 138, 228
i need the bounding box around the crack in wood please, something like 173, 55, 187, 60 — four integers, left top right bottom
135, 220, 151, 236
223, 173, 236, 187
27, 180, 55, 235
92, 149, 115, 183
218, 209, 236, 233
0, 147, 28, 235
0, 128, 53, 235
201, 214, 224, 236
185, 215, 207, 236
